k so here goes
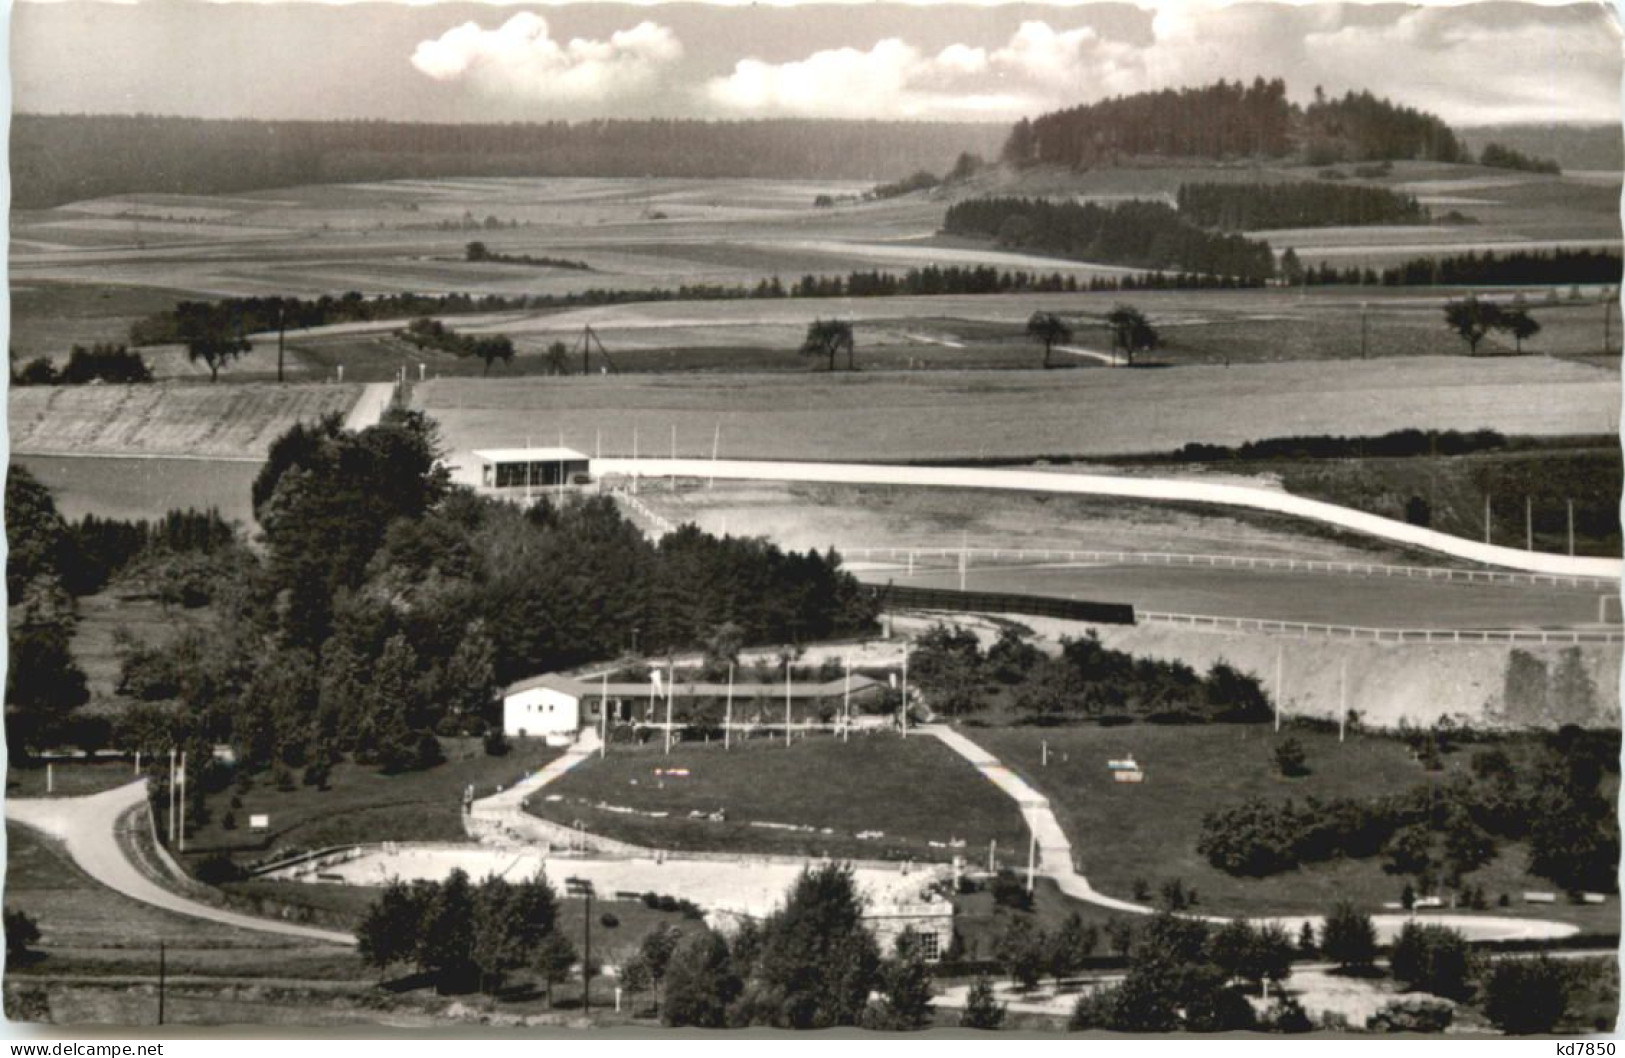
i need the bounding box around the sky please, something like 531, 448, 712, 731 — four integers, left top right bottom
10, 0, 1622, 125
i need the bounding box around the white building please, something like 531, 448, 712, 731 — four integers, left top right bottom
501, 673, 591, 744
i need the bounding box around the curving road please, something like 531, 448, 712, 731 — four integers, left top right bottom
7, 780, 353, 946
590, 458, 1622, 580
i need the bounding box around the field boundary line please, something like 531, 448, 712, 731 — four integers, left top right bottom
590, 458, 1624, 579
1137, 610, 1624, 645
844, 546, 1618, 590
9, 448, 265, 463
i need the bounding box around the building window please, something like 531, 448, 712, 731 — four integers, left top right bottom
918, 931, 940, 962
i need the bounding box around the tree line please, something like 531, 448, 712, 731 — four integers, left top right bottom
1478, 142, 1562, 175
1197, 720, 1619, 896
909, 624, 1272, 724
1158, 428, 1514, 465
1291, 247, 1621, 288
397, 318, 516, 375
10, 344, 153, 386
1176, 180, 1428, 231
942, 197, 1276, 283
12, 113, 1004, 209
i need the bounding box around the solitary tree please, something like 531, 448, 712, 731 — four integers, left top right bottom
801, 319, 856, 371
176, 302, 251, 382
960, 975, 1006, 1030
1026, 311, 1073, 369
472, 335, 515, 376
1501, 308, 1541, 353
4, 910, 41, 967
1444, 297, 1503, 355
1273, 737, 1310, 778
1320, 901, 1377, 973
465, 241, 489, 262
1104, 305, 1159, 365
533, 930, 577, 1008
661, 928, 741, 1028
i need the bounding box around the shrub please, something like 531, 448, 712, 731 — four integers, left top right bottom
1274, 737, 1310, 778
193, 852, 244, 885
1366, 997, 1454, 1033
1482, 955, 1570, 1034
1389, 923, 1472, 1000
599, 912, 619, 929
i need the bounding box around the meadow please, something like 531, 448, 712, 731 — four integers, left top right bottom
14, 455, 261, 527
971, 723, 1619, 931
418, 354, 1619, 472
527, 733, 1031, 864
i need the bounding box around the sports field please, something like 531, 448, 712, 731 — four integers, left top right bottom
526, 734, 1031, 864
863, 560, 1609, 629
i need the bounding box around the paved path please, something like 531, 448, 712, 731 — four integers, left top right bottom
343, 381, 396, 432
7, 780, 352, 946
589, 458, 1621, 579
463, 730, 633, 849
921, 724, 1581, 943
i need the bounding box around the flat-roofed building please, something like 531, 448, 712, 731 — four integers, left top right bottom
474, 447, 590, 491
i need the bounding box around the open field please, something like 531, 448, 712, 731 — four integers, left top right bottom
969, 724, 1620, 929
68, 590, 219, 707
186, 738, 564, 869
14, 455, 260, 528
8, 383, 361, 459
10, 171, 1619, 381
418, 355, 1618, 473
867, 560, 1610, 629
527, 734, 1030, 863
6, 759, 144, 800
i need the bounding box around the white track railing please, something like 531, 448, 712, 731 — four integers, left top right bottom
590, 459, 1623, 580
843, 546, 1618, 590
1137, 611, 1624, 645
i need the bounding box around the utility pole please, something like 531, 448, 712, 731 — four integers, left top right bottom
1568, 499, 1576, 556
582, 887, 593, 1014
664, 661, 674, 755
178, 751, 187, 853
1526, 496, 1533, 552
785, 662, 793, 748
157, 941, 166, 1026
1339, 659, 1348, 744
725, 664, 733, 751
901, 650, 909, 739
843, 657, 852, 743
168, 748, 177, 844
1274, 646, 1283, 732
600, 672, 608, 759
1484, 494, 1492, 545
276, 302, 286, 384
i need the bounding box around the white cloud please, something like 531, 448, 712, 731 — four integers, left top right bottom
410, 13, 682, 101
705, 5, 1618, 125
706, 21, 1146, 118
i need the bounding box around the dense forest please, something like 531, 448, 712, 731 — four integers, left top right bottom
7, 409, 877, 793
942, 197, 1276, 282
1002, 80, 1466, 170
10, 114, 1004, 209
1176, 181, 1428, 231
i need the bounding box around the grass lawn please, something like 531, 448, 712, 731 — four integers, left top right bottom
970, 723, 1620, 930
528, 732, 1030, 862
185, 737, 564, 868
6, 758, 140, 799
16, 455, 263, 530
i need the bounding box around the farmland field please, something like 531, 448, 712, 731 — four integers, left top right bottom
418, 354, 1618, 473
969, 724, 1620, 929
527, 733, 1030, 863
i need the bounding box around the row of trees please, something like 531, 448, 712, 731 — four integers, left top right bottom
943, 197, 1277, 282
1290, 248, 1621, 288
1164, 427, 1513, 464
10, 344, 153, 386
356, 862, 941, 1030
1478, 142, 1562, 175
1444, 297, 1541, 354
1176, 180, 1428, 231
909, 625, 1271, 723
397, 317, 516, 375
12, 113, 1004, 209
1198, 726, 1620, 894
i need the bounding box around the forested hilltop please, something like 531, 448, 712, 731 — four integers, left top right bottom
10, 114, 1005, 209
1002, 80, 1468, 169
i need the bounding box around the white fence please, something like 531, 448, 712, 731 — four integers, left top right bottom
844, 546, 1619, 590
1138, 610, 1624, 645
